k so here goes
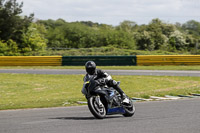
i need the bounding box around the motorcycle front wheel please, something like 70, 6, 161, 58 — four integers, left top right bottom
123, 98, 135, 117
88, 96, 106, 119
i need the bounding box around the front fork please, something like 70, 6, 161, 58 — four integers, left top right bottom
95, 96, 104, 108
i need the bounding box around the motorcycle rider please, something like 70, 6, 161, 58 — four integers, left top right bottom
82, 61, 130, 104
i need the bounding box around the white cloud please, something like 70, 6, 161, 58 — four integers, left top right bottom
17, 0, 200, 25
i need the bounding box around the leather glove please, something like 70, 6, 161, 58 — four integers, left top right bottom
97, 78, 106, 85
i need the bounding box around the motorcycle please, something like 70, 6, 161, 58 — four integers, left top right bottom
82, 77, 135, 119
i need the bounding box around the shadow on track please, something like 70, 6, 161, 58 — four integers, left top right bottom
50, 115, 122, 120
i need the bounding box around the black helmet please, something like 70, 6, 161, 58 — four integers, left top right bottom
85, 61, 96, 75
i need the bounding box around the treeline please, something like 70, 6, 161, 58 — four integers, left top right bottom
0, 0, 200, 56
38, 19, 200, 53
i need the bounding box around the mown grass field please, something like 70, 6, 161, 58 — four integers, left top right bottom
0, 73, 200, 110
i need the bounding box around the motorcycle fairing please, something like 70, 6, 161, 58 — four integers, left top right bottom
107, 107, 125, 115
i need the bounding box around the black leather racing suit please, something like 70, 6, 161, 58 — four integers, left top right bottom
81, 69, 124, 98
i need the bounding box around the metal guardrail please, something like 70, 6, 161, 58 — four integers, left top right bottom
0, 56, 62, 66
0, 55, 200, 66
137, 55, 200, 66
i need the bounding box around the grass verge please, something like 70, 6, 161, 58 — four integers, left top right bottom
0, 73, 200, 110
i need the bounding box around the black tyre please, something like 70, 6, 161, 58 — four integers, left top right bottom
88, 96, 106, 119
123, 99, 135, 117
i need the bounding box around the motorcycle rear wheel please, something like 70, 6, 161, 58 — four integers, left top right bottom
88, 96, 106, 119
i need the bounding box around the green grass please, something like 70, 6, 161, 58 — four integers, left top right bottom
0, 73, 200, 110
1, 65, 200, 70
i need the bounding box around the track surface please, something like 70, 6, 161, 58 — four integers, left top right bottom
0, 69, 200, 76
0, 98, 200, 133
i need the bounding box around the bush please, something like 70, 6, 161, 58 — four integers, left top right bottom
0, 40, 21, 56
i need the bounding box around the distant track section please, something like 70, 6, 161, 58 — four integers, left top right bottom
0, 69, 200, 77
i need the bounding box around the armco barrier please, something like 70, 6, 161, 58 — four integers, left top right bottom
0, 56, 62, 66
137, 55, 200, 66
0, 55, 200, 66
62, 56, 137, 66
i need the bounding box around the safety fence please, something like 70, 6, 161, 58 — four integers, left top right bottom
137, 55, 200, 66
0, 56, 62, 66
0, 55, 200, 66
62, 56, 136, 66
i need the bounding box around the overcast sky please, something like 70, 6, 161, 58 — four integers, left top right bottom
18, 0, 200, 26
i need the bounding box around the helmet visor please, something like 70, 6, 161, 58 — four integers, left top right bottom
86, 67, 95, 75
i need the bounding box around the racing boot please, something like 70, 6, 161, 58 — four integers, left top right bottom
122, 93, 130, 104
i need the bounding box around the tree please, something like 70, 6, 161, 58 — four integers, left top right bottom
147, 19, 173, 50
0, 39, 19, 55
0, 0, 34, 43
21, 23, 47, 53
0, 40, 9, 55
182, 20, 200, 36
168, 30, 187, 51
135, 30, 155, 51
116, 20, 137, 32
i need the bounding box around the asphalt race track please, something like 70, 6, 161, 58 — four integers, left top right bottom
0, 98, 200, 133
0, 69, 200, 76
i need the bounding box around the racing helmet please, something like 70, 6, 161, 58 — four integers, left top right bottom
85, 61, 96, 75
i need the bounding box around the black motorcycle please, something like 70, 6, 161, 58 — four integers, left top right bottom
82, 77, 135, 119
